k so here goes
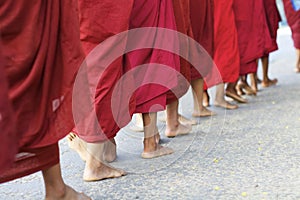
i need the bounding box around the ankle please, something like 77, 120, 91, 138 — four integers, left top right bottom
45, 183, 67, 199
143, 137, 157, 152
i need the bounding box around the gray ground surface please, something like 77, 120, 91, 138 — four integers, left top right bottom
1, 27, 299, 200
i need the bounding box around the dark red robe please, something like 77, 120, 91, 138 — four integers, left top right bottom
233, 0, 273, 75
126, 0, 181, 113
263, 0, 281, 54
74, 0, 136, 142
0, 0, 83, 183
0, 48, 17, 175
190, 0, 214, 89
283, 0, 300, 49
166, 0, 193, 103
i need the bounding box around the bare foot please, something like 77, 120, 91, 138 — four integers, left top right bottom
83, 159, 126, 182
141, 145, 174, 159
159, 114, 197, 125
237, 82, 256, 96
225, 90, 248, 103
295, 67, 300, 73
261, 78, 278, 87
45, 185, 91, 200
214, 100, 238, 110
192, 107, 216, 117
165, 123, 191, 138
67, 132, 87, 161
178, 114, 197, 125
257, 77, 262, 84
103, 139, 117, 163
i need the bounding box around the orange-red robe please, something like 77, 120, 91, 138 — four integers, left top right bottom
213, 0, 239, 83
0, 0, 83, 183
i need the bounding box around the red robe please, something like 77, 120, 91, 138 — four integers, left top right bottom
263, 0, 281, 54
190, 0, 214, 88
233, 0, 273, 75
0, 48, 17, 175
74, 0, 136, 142
126, 0, 180, 113
213, 0, 239, 83
167, 0, 193, 103
0, 0, 83, 183
283, 0, 300, 49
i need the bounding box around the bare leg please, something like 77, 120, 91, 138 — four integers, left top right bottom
43, 164, 91, 200
203, 90, 210, 107
103, 138, 117, 162
295, 49, 300, 73
177, 114, 197, 126
225, 81, 247, 103
261, 55, 277, 87
191, 78, 216, 117
141, 112, 173, 159
83, 142, 126, 181
129, 113, 144, 132
165, 100, 191, 137
68, 133, 88, 161
68, 133, 116, 163
159, 112, 197, 126
214, 83, 238, 109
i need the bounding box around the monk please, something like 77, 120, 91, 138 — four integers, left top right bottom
164, 0, 199, 136
212, 0, 242, 108
259, 0, 281, 87
0, 0, 90, 199
68, 0, 135, 181
127, 0, 191, 152
190, 0, 216, 116
283, 0, 300, 72
234, 0, 274, 95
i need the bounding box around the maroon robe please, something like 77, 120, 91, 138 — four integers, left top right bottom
0, 0, 83, 183
126, 0, 180, 113
74, 0, 136, 142
166, 0, 193, 104
0, 48, 17, 175
283, 0, 300, 49
233, 0, 273, 75
190, 0, 214, 89
263, 0, 281, 54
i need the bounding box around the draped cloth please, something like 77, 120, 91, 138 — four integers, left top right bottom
190, 0, 214, 89
0, 49, 17, 176
126, 0, 180, 113
213, 0, 239, 83
0, 0, 83, 183
75, 0, 136, 142
283, 0, 300, 49
263, 0, 281, 54
233, 0, 273, 75
166, 0, 193, 103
